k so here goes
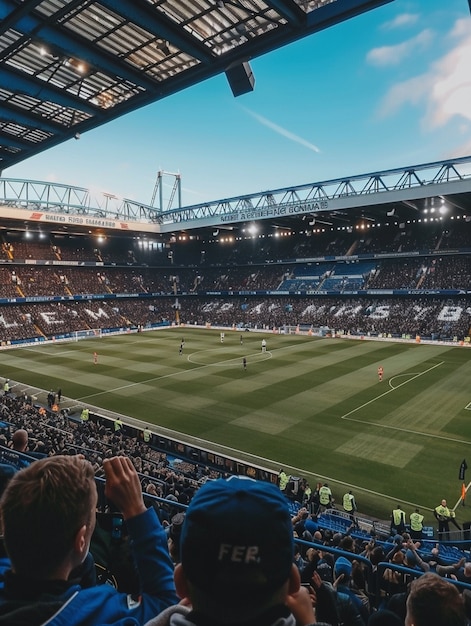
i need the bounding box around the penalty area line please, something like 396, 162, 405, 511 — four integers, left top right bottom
340, 361, 471, 445
341, 361, 443, 420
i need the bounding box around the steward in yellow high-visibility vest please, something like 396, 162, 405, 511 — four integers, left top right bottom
391, 505, 406, 534
409, 508, 424, 540
319, 484, 332, 507
433, 499, 462, 538
278, 470, 289, 492
343, 491, 356, 513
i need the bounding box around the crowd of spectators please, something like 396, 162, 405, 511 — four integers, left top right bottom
1, 252, 471, 297
421, 257, 471, 290
0, 221, 470, 343
0, 294, 470, 344
0, 393, 215, 512
3, 206, 471, 625
2, 385, 471, 625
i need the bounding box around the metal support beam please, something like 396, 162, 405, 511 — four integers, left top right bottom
0, 66, 98, 116
0, 102, 61, 135
0, 0, 43, 37
0, 132, 34, 149
98, 0, 214, 64
264, 0, 306, 26
0, 0, 158, 93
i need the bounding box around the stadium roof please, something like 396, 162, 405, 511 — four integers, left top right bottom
1, 156, 471, 238
0, 0, 394, 173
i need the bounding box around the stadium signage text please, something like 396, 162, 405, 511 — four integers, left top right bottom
1, 288, 470, 306
1, 304, 470, 332
30, 212, 118, 229
220, 201, 329, 223
1, 206, 160, 234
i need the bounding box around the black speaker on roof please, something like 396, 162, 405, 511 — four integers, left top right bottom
225, 61, 255, 97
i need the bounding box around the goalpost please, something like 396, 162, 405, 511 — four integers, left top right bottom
73, 328, 102, 342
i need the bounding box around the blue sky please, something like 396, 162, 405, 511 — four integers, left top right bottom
7, 0, 471, 210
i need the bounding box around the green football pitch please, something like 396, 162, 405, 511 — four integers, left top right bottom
3, 328, 471, 526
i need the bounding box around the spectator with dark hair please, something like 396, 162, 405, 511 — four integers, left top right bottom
405, 572, 466, 626
0, 455, 178, 624
145, 475, 329, 626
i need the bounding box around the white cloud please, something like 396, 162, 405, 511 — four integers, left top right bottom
241, 107, 321, 153
367, 29, 433, 66
381, 13, 419, 30
449, 17, 471, 38
378, 74, 431, 118
427, 36, 471, 127
379, 21, 471, 128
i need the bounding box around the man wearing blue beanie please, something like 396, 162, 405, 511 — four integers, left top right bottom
145, 475, 329, 626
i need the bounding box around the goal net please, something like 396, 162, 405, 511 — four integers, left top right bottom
73, 328, 102, 342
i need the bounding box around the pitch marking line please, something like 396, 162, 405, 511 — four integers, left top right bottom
341, 362, 443, 419
187, 349, 272, 366
71, 339, 315, 401
340, 361, 471, 445
76, 350, 275, 402
22, 346, 81, 357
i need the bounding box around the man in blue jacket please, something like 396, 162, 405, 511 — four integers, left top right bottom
0, 454, 178, 625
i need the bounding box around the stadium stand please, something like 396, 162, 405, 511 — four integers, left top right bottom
1, 213, 471, 622
1, 218, 471, 345
2, 383, 471, 624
